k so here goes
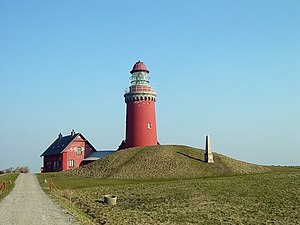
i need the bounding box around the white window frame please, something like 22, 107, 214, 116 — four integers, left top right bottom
69, 160, 74, 168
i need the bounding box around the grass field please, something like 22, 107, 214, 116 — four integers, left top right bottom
37, 168, 300, 225
0, 173, 19, 202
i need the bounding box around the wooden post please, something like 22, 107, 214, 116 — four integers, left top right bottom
50, 180, 53, 190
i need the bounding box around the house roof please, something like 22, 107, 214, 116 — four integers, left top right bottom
41, 132, 95, 157
82, 150, 115, 161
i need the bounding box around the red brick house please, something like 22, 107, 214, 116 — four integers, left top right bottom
40, 130, 104, 172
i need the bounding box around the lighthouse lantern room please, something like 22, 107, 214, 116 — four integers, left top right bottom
124, 61, 158, 148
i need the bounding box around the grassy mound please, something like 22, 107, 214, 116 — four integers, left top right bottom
62, 145, 269, 179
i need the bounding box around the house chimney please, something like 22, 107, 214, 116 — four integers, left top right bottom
58, 133, 63, 139
71, 129, 75, 136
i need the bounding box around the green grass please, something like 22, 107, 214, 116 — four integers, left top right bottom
36, 172, 95, 225
37, 169, 300, 225
37, 145, 299, 224
0, 173, 19, 201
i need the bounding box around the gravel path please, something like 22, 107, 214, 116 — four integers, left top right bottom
0, 173, 78, 225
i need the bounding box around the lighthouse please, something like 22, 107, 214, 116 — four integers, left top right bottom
123, 61, 158, 148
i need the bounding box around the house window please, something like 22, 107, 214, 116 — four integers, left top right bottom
69, 160, 74, 168
56, 161, 59, 168
147, 122, 152, 129
76, 147, 82, 155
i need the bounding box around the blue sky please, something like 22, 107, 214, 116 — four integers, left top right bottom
0, 1, 299, 172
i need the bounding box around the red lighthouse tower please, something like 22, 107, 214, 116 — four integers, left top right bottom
123, 61, 158, 148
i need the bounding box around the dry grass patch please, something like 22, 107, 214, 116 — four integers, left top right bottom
62, 145, 269, 179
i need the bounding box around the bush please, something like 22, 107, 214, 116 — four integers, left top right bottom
1, 166, 30, 174
5, 167, 13, 173
13, 166, 30, 173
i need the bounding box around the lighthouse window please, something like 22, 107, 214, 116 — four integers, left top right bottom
147, 122, 152, 129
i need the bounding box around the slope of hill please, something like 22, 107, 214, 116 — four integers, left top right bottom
61, 145, 269, 179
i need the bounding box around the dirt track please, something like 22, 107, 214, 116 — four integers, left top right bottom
0, 173, 78, 225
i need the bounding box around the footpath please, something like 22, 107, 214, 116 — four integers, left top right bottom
0, 173, 78, 225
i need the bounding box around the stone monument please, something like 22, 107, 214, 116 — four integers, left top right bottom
204, 135, 214, 163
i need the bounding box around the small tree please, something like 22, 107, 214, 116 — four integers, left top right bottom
14, 167, 21, 173
20, 166, 30, 173
5, 167, 13, 173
